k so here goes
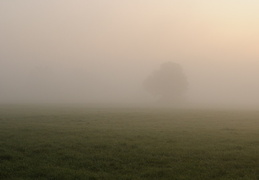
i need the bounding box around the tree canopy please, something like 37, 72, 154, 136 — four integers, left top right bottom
144, 62, 188, 103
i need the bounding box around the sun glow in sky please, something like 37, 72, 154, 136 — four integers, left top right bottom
2, 1, 259, 60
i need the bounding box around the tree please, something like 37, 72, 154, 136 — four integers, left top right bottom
144, 62, 188, 104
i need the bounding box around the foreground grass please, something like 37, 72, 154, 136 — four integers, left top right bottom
0, 106, 258, 179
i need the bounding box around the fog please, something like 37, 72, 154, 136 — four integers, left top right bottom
1, 0, 259, 108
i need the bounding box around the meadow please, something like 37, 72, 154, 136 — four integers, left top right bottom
0, 105, 258, 179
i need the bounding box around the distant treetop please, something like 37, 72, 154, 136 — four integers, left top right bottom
144, 62, 188, 104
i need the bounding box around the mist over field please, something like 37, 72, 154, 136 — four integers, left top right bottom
1, 2, 259, 179
1, 0, 259, 108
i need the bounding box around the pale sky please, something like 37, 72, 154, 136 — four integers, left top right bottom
1, 0, 259, 106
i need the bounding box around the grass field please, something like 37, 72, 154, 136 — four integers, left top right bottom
0, 105, 258, 179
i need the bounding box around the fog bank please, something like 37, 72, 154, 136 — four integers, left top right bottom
1, 1, 259, 108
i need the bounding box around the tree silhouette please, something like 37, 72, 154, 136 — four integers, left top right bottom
144, 62, 188, 104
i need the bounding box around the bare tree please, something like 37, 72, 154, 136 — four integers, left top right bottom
144, 62, 188, 104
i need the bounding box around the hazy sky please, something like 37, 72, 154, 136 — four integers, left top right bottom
1, 1, 259, 106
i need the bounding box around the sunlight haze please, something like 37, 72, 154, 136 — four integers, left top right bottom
1, 0, 259, 107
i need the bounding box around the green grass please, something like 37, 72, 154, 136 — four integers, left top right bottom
0, 106, 258, 179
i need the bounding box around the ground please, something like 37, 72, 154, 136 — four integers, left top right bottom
0, 105, 258, 179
